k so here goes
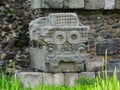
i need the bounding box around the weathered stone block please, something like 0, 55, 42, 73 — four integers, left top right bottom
53, 73, 64, 85
104, 0, 115, 9
85, 61, 102, 71
30, 47, 47, 71
64, 0, 84, 9
85, 0, 104, 9
16, 72, 64, 88
116, 0, 120, 9
42, 73, 53, 85
16, 72, 43, 88
43, 0, 64, 8
96, 39, 118, 55
64, 73, 78, 86
79, 72, 95, 78
43, 73, 64, 85
107, 59, 120, 71
31, 0, 43, 9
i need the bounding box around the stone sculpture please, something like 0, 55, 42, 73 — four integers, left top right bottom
29, 13, 90, 72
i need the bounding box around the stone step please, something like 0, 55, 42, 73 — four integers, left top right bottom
16, 71, 120, 88
16, 71, 95, 88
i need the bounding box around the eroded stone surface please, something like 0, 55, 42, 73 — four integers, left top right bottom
116, 0, 120, 9
85, 61, 102, 71
17, 72, 64, 87
104, 0, 115, 9
43, 73, 64, 85
64, 73, 78, 86
17, 72, 43, 88
96, 39, 118, 55
53, 73, 64, 85
30, 0, 120, 10
79, 72, 95, 78
107, 59, 120, 71
64, 0, 84, 9
31, 0, 42, 9
30, 47, 47, 71
85, 0, 104, 9
43, 0, 64, 8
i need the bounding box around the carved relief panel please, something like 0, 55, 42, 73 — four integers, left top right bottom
29, 13, 90, 72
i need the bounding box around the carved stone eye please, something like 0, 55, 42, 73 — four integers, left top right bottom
57, 35, 64, 41
71, 34, 78, 40
53, 31, 66, 44
67, 31, 80, 44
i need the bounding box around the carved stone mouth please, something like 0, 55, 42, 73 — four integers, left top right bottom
58, 61, 76, 72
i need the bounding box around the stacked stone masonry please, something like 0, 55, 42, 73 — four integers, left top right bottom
27, 10, 120, 87
16, 72, 95, 87
16, 71, 120, 87
31, 0, 120, 9
0, 0, 120, 87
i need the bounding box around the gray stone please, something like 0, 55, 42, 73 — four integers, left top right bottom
0, 53, 7, 60
17, 72, 43, 88
85, 61, 102, 71
112, 24, 120, 28
0, 19, 4, 25
96, 39, 118, 55
64, 0, 84, 9
64, 73, 78, 86
53, 73, 64, 85
42, 73, 53, 85
0, 60, 5, 67
31, 0, 43, 9
43, 73, 64, 85
43, 0, 64, 8
0, 7, 6, 12
104, 0, 115, 9
16, 72, 64, 88
30, 47, 47, 71
29, 13, 90, 72
116, 0, 120, 9
96, 71, 120, 80
107, 59, 120, 71
79, 72, 95, 78
85, 0, 104, 9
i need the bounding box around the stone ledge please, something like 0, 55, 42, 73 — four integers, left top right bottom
104, 0, 115, 10
16, 71, 95, 88
116, 0, 120, 9
16, 72, 64, 88
31, 0, 120, 9
85, 0, 104, 10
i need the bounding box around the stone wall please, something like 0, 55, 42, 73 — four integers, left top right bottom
0, 0, 119, 71
30, 10, 120, 72
0, 0, 120, 87
31, 0, 120, 9
0, 0, 31, 70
